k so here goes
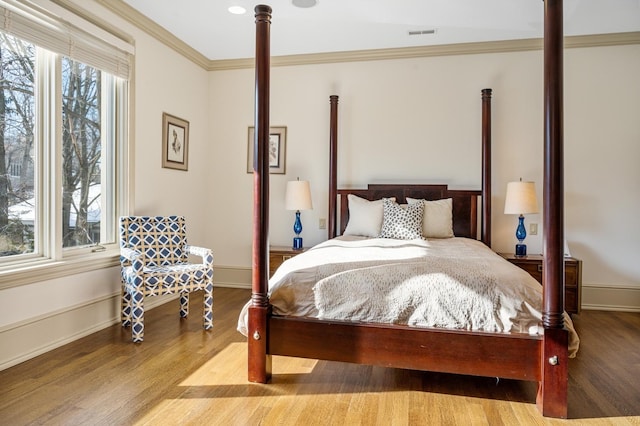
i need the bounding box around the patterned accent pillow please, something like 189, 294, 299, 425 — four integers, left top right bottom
379, 198, 424, 240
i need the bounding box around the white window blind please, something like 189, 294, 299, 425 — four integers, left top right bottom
0, 0, 132, 78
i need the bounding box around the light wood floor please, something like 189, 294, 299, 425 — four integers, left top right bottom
0, 287, 638, 425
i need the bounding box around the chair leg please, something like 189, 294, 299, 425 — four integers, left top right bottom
203, 282, 213, 330
180, 293, 189, 318
121, 285, 132, 327
131, 290, 144, 343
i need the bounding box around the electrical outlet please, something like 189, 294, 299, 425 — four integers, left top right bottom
530, 223, 538, 235
319, 218, 326, 229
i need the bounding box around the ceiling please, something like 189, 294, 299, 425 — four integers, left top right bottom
122, 0, 640, 61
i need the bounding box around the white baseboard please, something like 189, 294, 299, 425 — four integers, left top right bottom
0, 268, 251, 371
1, 269, 637, 371
581, 284, 640, 312
0, 292, 175, 371
213, 265, 251, 289
213, 267, 640, 311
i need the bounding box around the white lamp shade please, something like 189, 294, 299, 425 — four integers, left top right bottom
504, 181, 539, 215
285, 180, 313, 211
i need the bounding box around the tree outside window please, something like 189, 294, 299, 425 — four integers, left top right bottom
0, 34, 35, 257
62, 58, 102, 249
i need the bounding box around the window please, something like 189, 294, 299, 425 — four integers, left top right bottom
0, 1, 132, 282
8, 162, 22, 177
61, 58, 105, 249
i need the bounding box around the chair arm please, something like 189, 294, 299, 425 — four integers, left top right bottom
186, 245, 213, 267
120, 247, 144, 272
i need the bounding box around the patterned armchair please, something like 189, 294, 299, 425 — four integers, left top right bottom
119, 216, 213, 342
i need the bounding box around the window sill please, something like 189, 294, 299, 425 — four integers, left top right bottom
0, 249, 120, 290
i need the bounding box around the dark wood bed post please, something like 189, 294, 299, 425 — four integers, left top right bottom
537, 0, 569, 418
481, 88, 492, 246
248, 4, 272, 384
328, 95, 339, 239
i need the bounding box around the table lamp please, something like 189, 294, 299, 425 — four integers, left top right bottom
285, 178, 313, 250
504, 179, 539, 257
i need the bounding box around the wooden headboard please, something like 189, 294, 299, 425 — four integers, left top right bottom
335, 184, 481, 239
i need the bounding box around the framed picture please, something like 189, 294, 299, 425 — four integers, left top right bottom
246, 126, 286, 174
162, 112, 189, 171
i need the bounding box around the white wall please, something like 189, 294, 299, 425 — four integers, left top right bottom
208, 44, 640, 310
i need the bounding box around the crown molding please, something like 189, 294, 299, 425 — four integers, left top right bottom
207, 31, 640, 71
84, 2, 640, 72
95, 0, 210, 69
564, 31, 640, 48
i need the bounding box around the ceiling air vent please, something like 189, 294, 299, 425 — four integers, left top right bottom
408, 29, 437, 36
292, 0, 318, 8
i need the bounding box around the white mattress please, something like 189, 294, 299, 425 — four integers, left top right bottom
237, 236, 579, 357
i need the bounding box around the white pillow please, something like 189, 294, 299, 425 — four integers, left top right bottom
406, 197, 454, 238
379, 198, 424, 240
343, 194, 394, 237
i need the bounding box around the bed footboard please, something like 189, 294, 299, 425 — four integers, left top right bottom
269, 316, 542, 381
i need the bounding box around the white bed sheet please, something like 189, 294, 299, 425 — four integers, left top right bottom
237, 236, 579, 357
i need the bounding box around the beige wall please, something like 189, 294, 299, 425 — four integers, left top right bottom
126, 21, 211, 243
208, 44, 640, 311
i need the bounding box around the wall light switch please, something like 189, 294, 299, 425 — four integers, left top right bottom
319, 218, 326, 229
530, 223, 538, 235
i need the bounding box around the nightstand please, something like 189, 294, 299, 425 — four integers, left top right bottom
498, 253, 582, 315
269, 246, 306, 277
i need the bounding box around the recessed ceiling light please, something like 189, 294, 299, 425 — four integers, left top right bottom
292, 0, 318, 8
228, 6, 247, 15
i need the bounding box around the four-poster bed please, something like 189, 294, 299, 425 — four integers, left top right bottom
247, 2, 570, 418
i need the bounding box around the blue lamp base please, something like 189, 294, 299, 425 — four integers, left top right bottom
292, 210, 304, 250
292, 237, 303, 250
514, 214, 527, 257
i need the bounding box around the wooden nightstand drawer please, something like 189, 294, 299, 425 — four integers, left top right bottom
564, 262, 580, 289
515, 262, 543, 283
498, 253, 582, 315
269, 246, 306, 277
565, 287, 578, 314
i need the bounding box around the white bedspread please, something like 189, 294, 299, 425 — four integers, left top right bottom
237, 236, 579, 357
